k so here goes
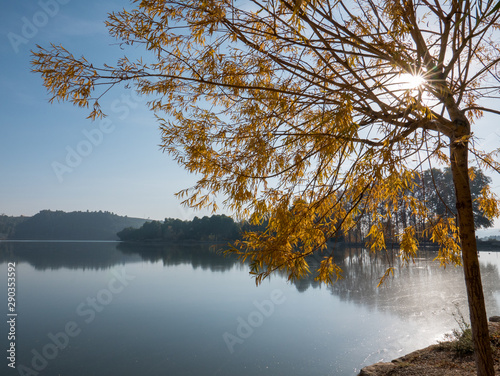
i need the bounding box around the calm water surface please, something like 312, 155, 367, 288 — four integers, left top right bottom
1, 241, 499, 376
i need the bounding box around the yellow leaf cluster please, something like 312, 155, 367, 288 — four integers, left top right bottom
30, 0, 500, 287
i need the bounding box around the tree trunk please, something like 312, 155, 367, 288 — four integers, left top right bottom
450, 137, 494, 376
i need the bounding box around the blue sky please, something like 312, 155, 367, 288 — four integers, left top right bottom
1, 1, 500, 232
1, 0, 214, 220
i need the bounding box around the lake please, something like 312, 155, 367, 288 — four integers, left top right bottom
1, 241, 499, 376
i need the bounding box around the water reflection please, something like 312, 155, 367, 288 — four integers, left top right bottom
0, 241, 240, 272
287, 247, 500, 319
0, 241, 140, 271
1, 241, 499, 376
3, 241, 499, 318
116, 242, 239, 272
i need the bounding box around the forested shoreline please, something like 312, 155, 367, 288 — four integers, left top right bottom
3, 210, 147, 240
117, 215, 263, 242
2, 168, 497, 243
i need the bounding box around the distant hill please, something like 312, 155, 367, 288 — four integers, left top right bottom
0, 215, 28, 239
9, 210, 148, 240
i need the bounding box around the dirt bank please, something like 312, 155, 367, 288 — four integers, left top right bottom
358, 321, 500, 376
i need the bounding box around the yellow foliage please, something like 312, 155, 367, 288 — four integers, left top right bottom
477, 186, 500, 220
315, 257, 344, 285
430, 218, 462, 267
399, 227, 418, 265
30, 0, 500, 287
377, 267, 395, 288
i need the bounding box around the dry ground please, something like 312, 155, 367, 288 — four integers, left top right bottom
359, 322, 500, 376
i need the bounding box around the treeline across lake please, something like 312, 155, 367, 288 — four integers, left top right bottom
7, 210, 148, 240
117, 215, 263, 242
2, 168, 496, 243
336, 167, 495, 244
0, 215, 28, 239
120, 167, 496, 244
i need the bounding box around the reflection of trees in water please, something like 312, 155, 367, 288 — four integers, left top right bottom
116, 242, 240, 272
0, 241, 241, 273
480, 256, 500, 315
334, 248, 465, 317
285, 247, 396, 294
0, 241, 139, 271
2, 241, 499, 317
287, 247, 500, 319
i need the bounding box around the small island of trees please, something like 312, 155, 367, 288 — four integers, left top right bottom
117, 214, 248, 242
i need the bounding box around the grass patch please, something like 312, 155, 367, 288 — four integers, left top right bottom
438, 304, 474, 356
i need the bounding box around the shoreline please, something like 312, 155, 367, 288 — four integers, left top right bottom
358, 319, 500, 375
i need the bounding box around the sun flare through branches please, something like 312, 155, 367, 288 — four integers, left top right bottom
399, 73, 426, 90
398, 73, 426, 91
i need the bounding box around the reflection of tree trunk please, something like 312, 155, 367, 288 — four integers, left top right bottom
450, 136, 494, 376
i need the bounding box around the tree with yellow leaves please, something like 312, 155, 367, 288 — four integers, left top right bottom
32, 0, 500, 374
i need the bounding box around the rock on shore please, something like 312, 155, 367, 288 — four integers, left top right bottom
358, 362, 398, 375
